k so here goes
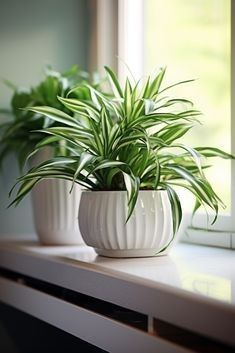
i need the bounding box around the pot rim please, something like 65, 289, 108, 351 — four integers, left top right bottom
80, 189, 167, 194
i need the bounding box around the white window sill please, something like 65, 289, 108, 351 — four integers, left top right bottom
0, 239, 234, 351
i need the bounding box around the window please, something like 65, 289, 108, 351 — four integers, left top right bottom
145, 0, 231, 210
95, 0, 234, 248
144, 0, 233, 248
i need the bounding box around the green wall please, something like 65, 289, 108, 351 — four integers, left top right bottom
0, 0, 91, 238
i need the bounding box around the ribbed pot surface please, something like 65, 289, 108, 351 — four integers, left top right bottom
78, 190, 173, 257
32, 179, 83, 245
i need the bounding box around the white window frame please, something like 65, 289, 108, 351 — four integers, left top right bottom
94, 0, 235, 249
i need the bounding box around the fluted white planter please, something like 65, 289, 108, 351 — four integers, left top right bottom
78, 190, 174, 257
31, 179, 83, 245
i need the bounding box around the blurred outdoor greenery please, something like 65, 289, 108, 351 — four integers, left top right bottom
145, 0, 231, 212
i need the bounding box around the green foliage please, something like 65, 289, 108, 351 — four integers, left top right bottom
10, 67, 234, 234
0, 65, 101, 169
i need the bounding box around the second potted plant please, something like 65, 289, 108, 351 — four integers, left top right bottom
9, 66, 234, 256
1, 65, 101, 245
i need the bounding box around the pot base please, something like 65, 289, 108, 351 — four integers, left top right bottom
94, 248, 168, 258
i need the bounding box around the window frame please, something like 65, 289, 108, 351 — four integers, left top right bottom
94, 0, 234, 249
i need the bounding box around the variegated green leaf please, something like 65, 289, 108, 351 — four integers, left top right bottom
195, 147, 235, 159
160, 182, 182, 235
124, 78, 132, 117
157, 123, 193, 144
147, 67, 166, 98
28, 106, 81, 128
104, 66, 124, 98
122, 172, 140, 222
58, 97, 100, 121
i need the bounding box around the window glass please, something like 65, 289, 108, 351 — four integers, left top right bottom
145, 0, 231, 213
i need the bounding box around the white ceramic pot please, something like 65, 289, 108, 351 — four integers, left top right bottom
32, 179, 83, 245
78, 190, 174, 257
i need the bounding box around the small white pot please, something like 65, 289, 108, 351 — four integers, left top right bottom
78, 190, 174, 257
32, 179, 83, 245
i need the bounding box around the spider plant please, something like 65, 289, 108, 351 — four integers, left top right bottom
0, 65, 101, 169
10, 66, 234, 235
